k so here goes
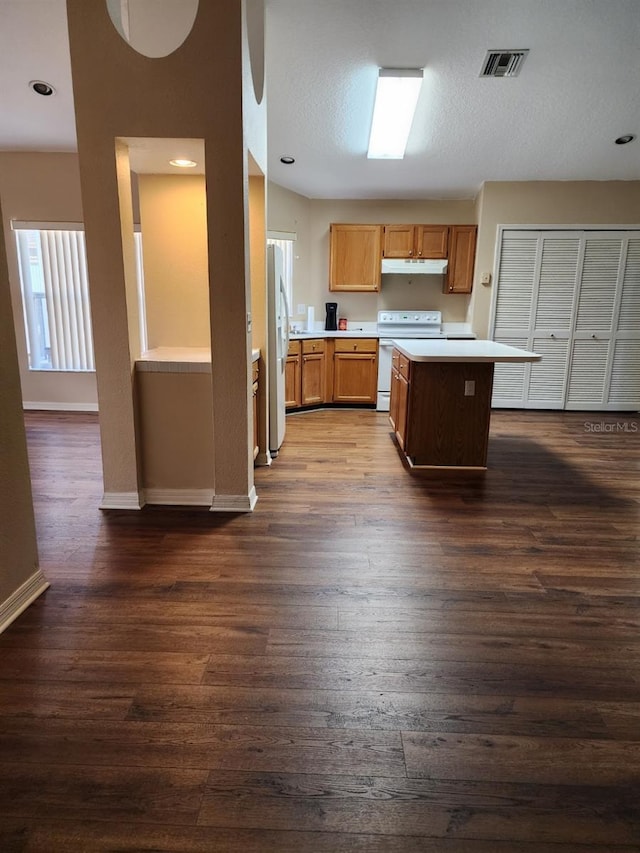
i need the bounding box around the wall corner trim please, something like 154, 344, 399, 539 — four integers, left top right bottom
0, 569, 50, 635
100, 492, 145, 510
210, 487, 258, 513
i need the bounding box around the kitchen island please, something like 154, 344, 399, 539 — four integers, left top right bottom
389, 340, 540, 470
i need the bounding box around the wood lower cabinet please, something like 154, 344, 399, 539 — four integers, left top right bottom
287, 337, 378, 409
285, 340, 301, 408
301, 339, 326, 405
252, 359, 259, 460
445, 225, 477, 294
389, 349, 410, 448
329, 224, 383, 292
332, 338, 378, 404
390, 347, 495, 468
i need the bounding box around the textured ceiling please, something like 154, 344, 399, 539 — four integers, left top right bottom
1, 0, 639, 200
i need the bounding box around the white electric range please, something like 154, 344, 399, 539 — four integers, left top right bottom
376, 310, 445, 411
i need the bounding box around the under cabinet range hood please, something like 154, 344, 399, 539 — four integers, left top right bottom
381, 258, 448, 275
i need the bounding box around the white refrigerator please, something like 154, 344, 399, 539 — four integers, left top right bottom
267, 244, 290, 456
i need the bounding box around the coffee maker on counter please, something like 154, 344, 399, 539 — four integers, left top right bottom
325, 302, 338, 331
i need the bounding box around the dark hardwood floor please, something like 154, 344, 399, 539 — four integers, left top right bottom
1, 407, 639, 852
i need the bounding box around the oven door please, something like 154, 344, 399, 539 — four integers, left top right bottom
377, 339, 395, 411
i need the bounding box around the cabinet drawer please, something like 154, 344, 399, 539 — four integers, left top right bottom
392, 349, 400, 372
302, 339, 326, 354
288, 340, 301, 356
252, 362, 259, 383
333, 338, 377, 354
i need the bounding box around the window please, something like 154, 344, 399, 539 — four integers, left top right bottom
14, 225, 94, 371
14, 224, 147, 370
267, 231, 295, 310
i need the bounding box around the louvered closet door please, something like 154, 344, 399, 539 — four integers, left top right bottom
528, 237, 580, 408
566, 237, 621, 409
492, 233, 537, 406
608, 237, 640, 408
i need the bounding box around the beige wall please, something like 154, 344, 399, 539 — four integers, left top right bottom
471, 180, 640, 337
138, 174, 210, 349
0, 152, 98, 409
136, 371, 213, 490
0, 194, 42, 612
267, 186, 477, 326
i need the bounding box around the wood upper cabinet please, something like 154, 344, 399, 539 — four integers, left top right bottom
383, 225, 449, 259
329, 224, 382, 292
301, 339, 326, 405
445, 225, 477, 294
332, 339, 378, 404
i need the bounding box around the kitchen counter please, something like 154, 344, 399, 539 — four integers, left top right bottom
393, 339, 540, 363
389, 341, 540, 470
136, 346, 260, 373
289, 323, 476, 341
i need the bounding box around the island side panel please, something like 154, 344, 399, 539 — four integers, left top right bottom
406, 361, 494, 467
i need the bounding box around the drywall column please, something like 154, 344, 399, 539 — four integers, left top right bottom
0, 197, 48, 633
66, 0, 262, 511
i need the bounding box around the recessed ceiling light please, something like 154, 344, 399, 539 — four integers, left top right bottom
30, 80, 55, 97
615, 134, 635, 145
280, 156, 295, 165
169, 158, 197, 168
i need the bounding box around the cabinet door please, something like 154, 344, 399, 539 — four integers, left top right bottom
445, 225, 477, 293
329, 224, 382, 291
383, 225, 415, 258
301, 353, 325, 405
395, 373, 409, 450
285, 355, 301, 408
415, 225, 448, 259
252, 380, 259, 460
389, 367, 400, 431
333, 353, 377, 403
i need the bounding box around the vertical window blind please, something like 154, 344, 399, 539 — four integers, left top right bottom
15, 226, 95, 371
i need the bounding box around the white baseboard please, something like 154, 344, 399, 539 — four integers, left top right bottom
144, 488, 215, 507
23, 401, 99, 412
255, 451, 273, 467
100, 491, 145, 510
210, 486, 258, 513
0, 569, 50, 635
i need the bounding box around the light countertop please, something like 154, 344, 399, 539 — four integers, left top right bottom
393, 339, 541, 363
136, 347, 260, 373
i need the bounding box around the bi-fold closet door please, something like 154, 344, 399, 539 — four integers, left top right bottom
491, 230, 640, 411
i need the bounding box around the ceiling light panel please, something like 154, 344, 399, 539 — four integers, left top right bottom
367, 68, 423, 160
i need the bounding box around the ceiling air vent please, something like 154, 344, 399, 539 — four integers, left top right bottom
480, 50, 529, 78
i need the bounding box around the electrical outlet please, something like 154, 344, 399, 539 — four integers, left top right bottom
464, 380, 475, 396
297, 304, 306, 315
480, 272, 492, 285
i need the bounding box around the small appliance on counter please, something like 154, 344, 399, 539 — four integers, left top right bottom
325, 302, 338, 331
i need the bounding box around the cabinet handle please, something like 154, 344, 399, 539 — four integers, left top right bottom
408, 250, 413, 256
